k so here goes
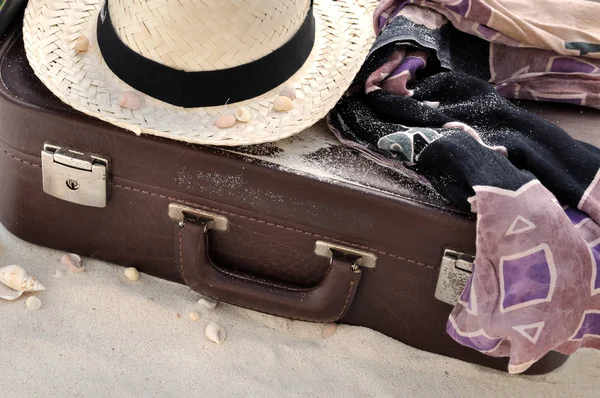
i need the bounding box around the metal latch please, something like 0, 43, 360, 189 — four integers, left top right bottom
435, 249, 475, 306
314, 240, 377, 270
168, 203, 229, 231
41, 144, 109, 208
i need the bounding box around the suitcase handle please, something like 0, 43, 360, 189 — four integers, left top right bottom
175, 214, 363, 323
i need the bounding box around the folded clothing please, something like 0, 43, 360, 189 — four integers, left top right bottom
375, 0, 600, 58
372, 0, 600, 109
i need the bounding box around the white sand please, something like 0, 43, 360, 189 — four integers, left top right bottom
1, 222, 599, 397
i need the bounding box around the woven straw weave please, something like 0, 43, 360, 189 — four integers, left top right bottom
110, 0, 311, 71
23, 0, 376, 146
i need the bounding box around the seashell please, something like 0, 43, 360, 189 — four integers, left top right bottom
322, 323, 338, 339
189, 311, 201, 322
118, 91, 143, 110
175, 313, 181, 319
61, 253, 85, 273
205, 322, 226, 344
273, 96, 294, 112
214, 114, 236, 128
26, 296, 42, 310
198, 296, 217, 310
74, 35, 89, 52
0, 265, 45, 292
422, 100, 439, 109
0, 283, 23, 301
235, 107, 252, 123
279, 86, 296, 100
124, 267, 140, 281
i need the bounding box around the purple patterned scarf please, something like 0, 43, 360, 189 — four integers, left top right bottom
372, 0, 600, 109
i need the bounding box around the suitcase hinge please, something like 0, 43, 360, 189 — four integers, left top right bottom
41, 144, 109, 208
435, 249, 474, 306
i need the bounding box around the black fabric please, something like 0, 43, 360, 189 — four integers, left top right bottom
564, 41, 600, 56
365, 89, 451, 127
370, 16, 454, 70
364, 16, 490, 84
97, 0, 315, 107
412, 73, 600, 209
0, 0, 28, 39
330, 72, 600, 211
415, 133, 536, 211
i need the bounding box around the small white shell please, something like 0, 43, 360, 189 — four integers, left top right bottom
198, 296, 217, 310
273, 96, 294, 112
279, 86, 296, 100
118, 91, 143, 110
124, 267, 140, 282
62, 253, 84, 273
75, 35, 89, 52
205, 322, 226, 344
26, 296, 42, 310
322, 323, 338, 339
235, 107, 252, 123
0, 265, 45, 292
189, 311, 201, 322
214, 114, 236, 128
422, 100, 440, 109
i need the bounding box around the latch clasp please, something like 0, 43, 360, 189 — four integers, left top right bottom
435, 249, 475, 306
314, 240, 377, 270
41, 144, 109, 208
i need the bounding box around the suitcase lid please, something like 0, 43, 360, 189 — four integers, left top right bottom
1, 27, 452, 208
2, 25, 600, 215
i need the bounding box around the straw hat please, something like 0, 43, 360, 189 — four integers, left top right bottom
23, 0, 376, 146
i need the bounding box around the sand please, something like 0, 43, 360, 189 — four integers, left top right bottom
0, 222, 598, 397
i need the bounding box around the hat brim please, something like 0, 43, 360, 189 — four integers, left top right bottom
23, 0, 376, 146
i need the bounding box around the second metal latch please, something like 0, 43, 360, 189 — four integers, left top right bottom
434, 249, 475, 306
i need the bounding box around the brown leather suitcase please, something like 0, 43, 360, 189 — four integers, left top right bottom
0, 18, 579, 374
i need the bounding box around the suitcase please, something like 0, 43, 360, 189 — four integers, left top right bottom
0, 18, 580, 374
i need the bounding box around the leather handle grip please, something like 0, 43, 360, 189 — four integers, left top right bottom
175, 219, 362, 323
